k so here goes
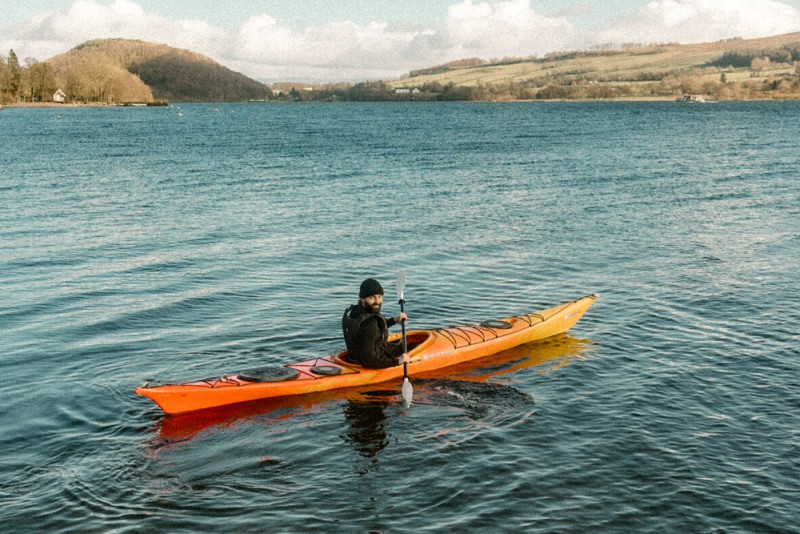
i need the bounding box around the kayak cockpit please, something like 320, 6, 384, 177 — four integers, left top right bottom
332, 330, 435, 366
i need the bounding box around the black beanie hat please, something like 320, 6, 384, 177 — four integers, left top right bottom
359, 278, 384, 299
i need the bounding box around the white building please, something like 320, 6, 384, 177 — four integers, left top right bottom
53, 89, 66, 103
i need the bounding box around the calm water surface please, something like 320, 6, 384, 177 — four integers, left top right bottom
1, 102, 798, 532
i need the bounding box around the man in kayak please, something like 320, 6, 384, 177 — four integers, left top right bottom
342, 278, 409, 368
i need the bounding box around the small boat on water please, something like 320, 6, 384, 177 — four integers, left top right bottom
136, 294, 598, 415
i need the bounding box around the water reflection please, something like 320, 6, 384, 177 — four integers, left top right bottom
342, 393, 392, 458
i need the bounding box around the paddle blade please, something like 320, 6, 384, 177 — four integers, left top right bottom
396, 270, 406, 302
402, 377, 413, 407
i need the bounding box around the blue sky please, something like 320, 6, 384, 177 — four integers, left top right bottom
3, 0, 800, 81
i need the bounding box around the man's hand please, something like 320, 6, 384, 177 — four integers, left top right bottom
394, 312, 408, 324
398, 353, 410, 365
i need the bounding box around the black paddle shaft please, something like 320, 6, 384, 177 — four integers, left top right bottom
399, 298, 408, 377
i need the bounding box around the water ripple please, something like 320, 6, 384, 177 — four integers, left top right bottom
2, 102, 799, 531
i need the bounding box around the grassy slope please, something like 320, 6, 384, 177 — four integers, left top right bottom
396, 32, 800, 91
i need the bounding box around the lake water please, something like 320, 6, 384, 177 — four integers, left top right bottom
1, 101, 798, 532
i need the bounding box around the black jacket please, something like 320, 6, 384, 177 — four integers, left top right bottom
342, 304, 401, 368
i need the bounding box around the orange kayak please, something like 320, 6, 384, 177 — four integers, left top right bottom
135, 294, 598, 415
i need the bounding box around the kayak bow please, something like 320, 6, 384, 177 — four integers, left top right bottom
136, 294, 598, 415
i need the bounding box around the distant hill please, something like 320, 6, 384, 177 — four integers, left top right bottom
45, 39, 270, 103
390, 32, 800, 100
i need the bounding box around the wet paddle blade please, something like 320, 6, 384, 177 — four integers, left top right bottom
396, 270, 406, 302
402, 377, 413, 408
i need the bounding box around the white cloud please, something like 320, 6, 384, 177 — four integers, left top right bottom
220, 17, 441, 80
3, 0, 227, 63
598, 0, 800, 45
442, 0, 576, 58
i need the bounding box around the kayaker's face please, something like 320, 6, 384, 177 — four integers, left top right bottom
361, 294, 382, 314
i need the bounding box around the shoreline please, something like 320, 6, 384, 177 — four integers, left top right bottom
4, 96, 800, 108
5, 102, 119, 108
3, 101, 169, 108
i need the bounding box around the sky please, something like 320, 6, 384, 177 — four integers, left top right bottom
3, 0, 800, 82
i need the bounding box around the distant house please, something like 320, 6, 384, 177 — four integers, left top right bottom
677, 93, 706, 103
53, 89, 66, 103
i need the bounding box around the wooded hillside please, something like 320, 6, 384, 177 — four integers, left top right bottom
1, 39, 271, 104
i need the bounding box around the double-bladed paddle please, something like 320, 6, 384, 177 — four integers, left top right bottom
396, 270, 413, 407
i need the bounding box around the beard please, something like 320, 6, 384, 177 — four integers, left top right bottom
361, 299, 382, 314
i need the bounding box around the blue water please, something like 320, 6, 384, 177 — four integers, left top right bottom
1, 101, 798, 532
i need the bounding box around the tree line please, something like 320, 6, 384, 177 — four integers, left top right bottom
710, 44, 800, 69
273, 71, 800, 103
1, 50, 60, 104
276, 81, 497, 102
1, 48, 149, 104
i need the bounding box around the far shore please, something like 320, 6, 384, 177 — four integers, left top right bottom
3, 101, 169, 108
5, 102, 118, 108
4, 96, 800, 108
